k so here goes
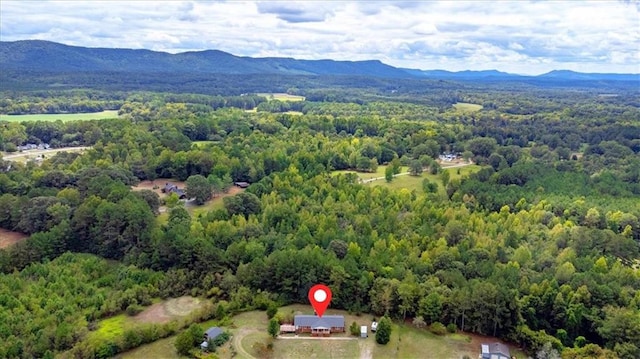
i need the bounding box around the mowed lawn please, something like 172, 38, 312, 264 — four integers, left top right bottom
117, 304, 525, 359
0, 110, 119, 122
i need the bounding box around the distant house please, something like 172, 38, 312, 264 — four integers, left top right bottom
201, 327, 223, 350
481, 342, 511, 359
294, 315, 345, 336
371, 320, 378, 332
360, 325, 368, 338
162, 182, 187, 199
234, 181, 250, 188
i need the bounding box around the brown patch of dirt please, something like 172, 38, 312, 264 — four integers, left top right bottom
133, 296, 203, 324
0, 228, 28, 249
131, 179, 187, 197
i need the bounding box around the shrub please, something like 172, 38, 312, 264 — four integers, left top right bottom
125, 304, 144, 316
446, 323, 457, 333
375, 316, 392, 345
429, 322, 447, 335
350, 321, 360, 336
266, 304, 278, 319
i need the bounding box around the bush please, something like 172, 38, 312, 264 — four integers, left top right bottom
266, 304, 278, 319
125, 304, 144, 316
429, 322, 447, 335
375, 316, 392, 345
350, 321, 360, 336
446, 323, 457, 333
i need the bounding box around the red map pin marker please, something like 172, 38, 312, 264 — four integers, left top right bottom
308, 284, 332, 318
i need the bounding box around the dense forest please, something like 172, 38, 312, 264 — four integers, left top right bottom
0, 83, 639, 359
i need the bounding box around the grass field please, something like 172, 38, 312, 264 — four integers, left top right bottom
257, 93, 305, 101
453, 102, 483, 112
333, 165, 401, 180
0, 110, 119, 122
335, 162, 482, 196
117, 303, 526, 359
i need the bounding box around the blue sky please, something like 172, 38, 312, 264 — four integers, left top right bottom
1, 0, 638, 74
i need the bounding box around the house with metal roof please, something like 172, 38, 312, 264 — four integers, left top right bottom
201, 327, 223, 350
481, 342, 511, 359
293, 315, 345, 336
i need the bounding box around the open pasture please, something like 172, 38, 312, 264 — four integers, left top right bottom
258, 93, 306, 101
0, 110, 119, 122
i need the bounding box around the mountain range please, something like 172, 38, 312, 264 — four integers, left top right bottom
2, 40, 638, 83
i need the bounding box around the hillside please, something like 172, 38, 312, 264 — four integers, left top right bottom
1, 40, 638, 85
0, 40, 411, 78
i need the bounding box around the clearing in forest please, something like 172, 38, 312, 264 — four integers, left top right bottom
0, 228, 28, 249
453, 102, 483, 112
257, 93, 305, 101
134, 296, 204, 324
0, 110, 119, 122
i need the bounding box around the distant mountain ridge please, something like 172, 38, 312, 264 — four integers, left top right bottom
1, 40, 638, 82
0, 40, 411, 78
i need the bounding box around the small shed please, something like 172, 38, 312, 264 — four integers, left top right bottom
234, 181, 250, 188
360, 325, 368, 338
201, 326, 223, 350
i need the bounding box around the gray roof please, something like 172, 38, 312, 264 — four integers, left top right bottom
205, 327, 223, 339
481, 342, 510, 359
294, 315, 344, 328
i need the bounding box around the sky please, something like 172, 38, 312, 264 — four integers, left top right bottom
1, 0, 639, 75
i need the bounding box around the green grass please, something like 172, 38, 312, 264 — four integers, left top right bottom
88, 314, 128, 345
117, 303, 526, 359
257, 93, 305, 101
333, 165, 401, 180
0, 110, 119, 122
116, 336, 183, 359
191, 140, 216, 148
453, 102, 483, 112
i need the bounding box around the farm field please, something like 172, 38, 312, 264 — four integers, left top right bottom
119, 303, 524, 359
257, 93, 306, 101
0, 110, 119, 122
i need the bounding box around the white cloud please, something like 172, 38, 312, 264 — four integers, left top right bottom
0, 0, 638, 74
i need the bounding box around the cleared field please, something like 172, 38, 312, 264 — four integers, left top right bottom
90, 296, 203, 347
0, 110, 119, 122
333, 165, 402, 180
131, 180, 245, 220
118, 303, 525, 359
117, 336, 181, 359
0, 228, 28, 249
453, 102, 483, 112
134, 296, 204, 324
257, 93, 305, 101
